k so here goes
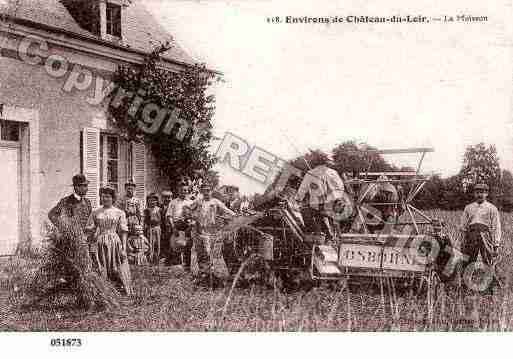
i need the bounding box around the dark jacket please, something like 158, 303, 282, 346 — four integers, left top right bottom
48, 194, 92, 230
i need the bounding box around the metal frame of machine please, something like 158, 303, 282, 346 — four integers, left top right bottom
230, 147, 441, 290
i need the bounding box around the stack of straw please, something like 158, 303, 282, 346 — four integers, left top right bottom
24, 215, 121, 311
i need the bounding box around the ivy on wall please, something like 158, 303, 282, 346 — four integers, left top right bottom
108, 42, 220, 189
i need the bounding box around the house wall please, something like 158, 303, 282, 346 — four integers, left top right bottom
146, 147, 170, 194
0, 40, 169, 244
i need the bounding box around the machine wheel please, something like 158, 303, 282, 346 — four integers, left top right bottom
229, 254, 276, 288
273, 268, 316, 292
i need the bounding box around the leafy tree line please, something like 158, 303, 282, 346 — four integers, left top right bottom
269, 142, 414, 192
415, 143, 513, 211
266, 141, 513, 212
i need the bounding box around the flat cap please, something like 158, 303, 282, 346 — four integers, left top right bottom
473, 183, 489, 191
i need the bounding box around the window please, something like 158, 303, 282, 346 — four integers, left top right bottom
0, 120, 20, 142
82, 129, 146, 208
100, 134, 120, 192
99, 134, 135, 194
106, 3, 122, 37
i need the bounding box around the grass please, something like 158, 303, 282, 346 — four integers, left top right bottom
1, 210, 513, 331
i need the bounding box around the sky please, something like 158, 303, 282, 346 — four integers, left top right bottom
144, 0, 513, 194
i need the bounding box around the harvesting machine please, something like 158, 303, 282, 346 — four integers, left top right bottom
223, 148, 447, 292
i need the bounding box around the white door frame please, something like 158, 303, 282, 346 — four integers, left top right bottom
0, 141, 21, 256
0, 105, 40, 250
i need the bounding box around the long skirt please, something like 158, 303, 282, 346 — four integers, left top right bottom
127, 235, 149, 266
91, 232, 133, 295
146, 225, 161, 264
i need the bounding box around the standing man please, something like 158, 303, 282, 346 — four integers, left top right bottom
167, 185, 194, 269
116, 180, 143, 235
49, 174, 92, 230
160, 190, 173, 264
459, 183, 502, 290
190, 183, 236, 286
46, 174, 93, 308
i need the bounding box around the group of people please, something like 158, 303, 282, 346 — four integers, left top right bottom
49, 165, 504, 297
48, 174, 239, 296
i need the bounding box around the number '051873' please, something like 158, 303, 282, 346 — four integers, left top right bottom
50, 338, 82, 347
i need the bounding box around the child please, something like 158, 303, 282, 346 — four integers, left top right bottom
144, 192, 162, 265
128, 224, 149, 266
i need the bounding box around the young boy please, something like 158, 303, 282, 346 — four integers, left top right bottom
144, 193, 162, 265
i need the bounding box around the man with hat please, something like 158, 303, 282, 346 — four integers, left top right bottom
49, 174, 92, 230
189, 182, 236, 286
116, 179, 143, 235
459, 183, 502, 290
46, 174, 94, 308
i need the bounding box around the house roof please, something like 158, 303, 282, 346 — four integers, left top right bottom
0, 0, 196, 66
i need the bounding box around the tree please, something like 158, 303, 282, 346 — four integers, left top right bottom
459, 143, 501, 195
263, 142, 398, 198
108, 43, 219, 193
262, 139, 513, 212
498, 169, 513, 211
414, 174, 444, 209
290, 149, 331, 172
286, 149, 331, 188
332, 141, 396, 177
440, 175, 469, 210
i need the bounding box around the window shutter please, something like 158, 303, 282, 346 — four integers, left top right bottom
119, 139, 129, 192
131, 141, 146, 204
81, 127, 100, 208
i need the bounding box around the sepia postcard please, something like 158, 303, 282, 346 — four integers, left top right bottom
0, 0, 512, 356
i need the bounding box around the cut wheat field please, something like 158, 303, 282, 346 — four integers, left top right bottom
1, 210, 512, 332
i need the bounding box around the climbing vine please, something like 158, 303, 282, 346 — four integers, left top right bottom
108, 42, 220, 190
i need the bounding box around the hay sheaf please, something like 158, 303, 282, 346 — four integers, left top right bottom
23, 216, 121, 311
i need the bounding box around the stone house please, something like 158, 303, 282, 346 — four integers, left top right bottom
0, 0, 196, 255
